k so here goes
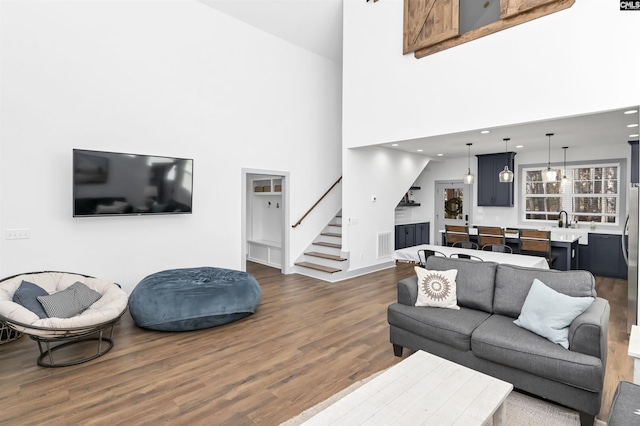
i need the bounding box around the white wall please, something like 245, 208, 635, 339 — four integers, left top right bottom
342, 0, 640, 147
342, 146, 429, 269
0, 0, 342, 292
341, 0, 640, 273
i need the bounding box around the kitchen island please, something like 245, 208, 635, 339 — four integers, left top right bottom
439, 227, 583, 271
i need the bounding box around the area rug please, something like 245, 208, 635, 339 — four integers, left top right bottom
281, 371, 607, 426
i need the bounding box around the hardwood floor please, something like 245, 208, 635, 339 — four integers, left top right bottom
0, 262, 632, 425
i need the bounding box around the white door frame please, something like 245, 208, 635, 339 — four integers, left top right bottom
241, 168, 290, 274
434, 180, 473, 245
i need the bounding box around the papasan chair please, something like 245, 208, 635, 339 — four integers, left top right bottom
0, 271, 128, 367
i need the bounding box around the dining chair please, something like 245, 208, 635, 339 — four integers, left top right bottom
417, 249, 446, 267
477, 226, 506, 247
519, 229, 556, 268
449, 253, 483, 261
452, 241, 479, 250
444, 225, 470, 246
505, 228, 520, 238
482, 244, 513, 253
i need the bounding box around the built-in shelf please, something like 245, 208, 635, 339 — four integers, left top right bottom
248, 177, 282, 268
398, 185, 421, 207
252, 178, 282, 194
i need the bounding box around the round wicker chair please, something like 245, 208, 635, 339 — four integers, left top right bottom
0, 271, 128, 367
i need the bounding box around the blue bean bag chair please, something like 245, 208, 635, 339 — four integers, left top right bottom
129, 267, 261, 331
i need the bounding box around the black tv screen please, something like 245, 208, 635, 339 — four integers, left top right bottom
73, 149, 193, 217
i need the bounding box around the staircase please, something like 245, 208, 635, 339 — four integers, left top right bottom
294, 213, 349, 280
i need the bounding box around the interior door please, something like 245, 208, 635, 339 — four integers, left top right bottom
435, 181, 472, 245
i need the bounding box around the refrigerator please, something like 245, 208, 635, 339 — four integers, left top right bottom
623, 185, 639, 334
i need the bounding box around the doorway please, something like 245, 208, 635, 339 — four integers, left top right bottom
434, 180, 473, 245
242, 169, 289, 274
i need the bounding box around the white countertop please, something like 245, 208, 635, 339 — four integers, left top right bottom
440, 226, 588, 245
395, 218, 431, 226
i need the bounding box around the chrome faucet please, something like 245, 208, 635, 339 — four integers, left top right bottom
558, 210, 568, 228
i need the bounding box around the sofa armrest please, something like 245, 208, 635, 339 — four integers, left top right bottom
397, 276, 418, 306
568, 297, 610, 363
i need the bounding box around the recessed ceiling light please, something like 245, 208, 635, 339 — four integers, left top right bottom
480, 130, 490, 134
417, 149, 423, 152
624, 110, 638, 114
628, 124, 639, 128
631, 134, 639, 138
515, 145, 524, 148
391, 143, 398, 147
437, 153, 444, 156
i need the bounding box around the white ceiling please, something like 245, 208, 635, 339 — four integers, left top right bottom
196, 0, 639, 159
384, 108, 640, 160
197, 0, 344, 63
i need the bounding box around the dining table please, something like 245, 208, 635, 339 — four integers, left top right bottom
393, 244, 550, 270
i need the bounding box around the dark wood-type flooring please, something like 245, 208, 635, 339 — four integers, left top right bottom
0, 262, 632, 425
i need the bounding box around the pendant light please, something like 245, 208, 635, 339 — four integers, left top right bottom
561, 146, 570, 186
541, 133, 558, 183
498, 138, 514, 183
463, 143, 475, 184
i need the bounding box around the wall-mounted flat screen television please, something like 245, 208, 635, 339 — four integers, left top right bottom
73, 149, 194, 217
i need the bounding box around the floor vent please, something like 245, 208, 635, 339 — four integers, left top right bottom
377, 231, 393, 258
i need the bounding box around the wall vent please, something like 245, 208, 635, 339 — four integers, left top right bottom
377, 231, 393, 258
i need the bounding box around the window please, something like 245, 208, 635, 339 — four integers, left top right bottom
522, 163, 621, 225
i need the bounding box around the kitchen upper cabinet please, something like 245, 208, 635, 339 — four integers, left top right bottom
477, 152, 516, 207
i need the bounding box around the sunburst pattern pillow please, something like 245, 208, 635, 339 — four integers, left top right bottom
414, 266, 459, 310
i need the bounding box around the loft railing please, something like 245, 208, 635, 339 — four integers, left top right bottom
292, 176, 342, 228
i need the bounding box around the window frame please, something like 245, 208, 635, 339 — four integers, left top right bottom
519, 159, 626, 227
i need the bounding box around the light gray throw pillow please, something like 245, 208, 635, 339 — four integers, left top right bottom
37, 281, 102, 318
514, 278, 594, 349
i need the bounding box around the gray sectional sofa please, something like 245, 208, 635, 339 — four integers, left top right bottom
388, 256, 610, 426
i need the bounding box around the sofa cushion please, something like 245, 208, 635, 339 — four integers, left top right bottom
471, 314, 603, 391
425, 257, 497, 312
414, 267, 459, 310
388, 303, 491, 351
514, 278, 594, 348
493, 264, 595, 318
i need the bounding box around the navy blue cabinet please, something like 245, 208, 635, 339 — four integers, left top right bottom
587, 233, 627, 279
395, 222, 430, 249
477, 152, 516, 207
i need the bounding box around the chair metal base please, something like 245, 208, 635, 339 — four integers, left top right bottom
31, 325, 116, 368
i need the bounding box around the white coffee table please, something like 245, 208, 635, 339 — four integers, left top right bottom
301, 350, 513, 425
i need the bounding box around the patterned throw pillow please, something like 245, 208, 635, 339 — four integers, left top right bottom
414, 266, 459, 310
37, 282, 102, 318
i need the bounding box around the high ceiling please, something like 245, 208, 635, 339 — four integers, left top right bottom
197, 0, 343, 63
197, 0, 639, 159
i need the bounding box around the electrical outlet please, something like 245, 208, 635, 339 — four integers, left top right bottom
5, 228, 30, 240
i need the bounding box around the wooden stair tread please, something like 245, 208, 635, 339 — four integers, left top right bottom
305, 251, 347, 261
328, 224, 342, 227
313, 241, 341, 249
295, 262, 342, 273
321, 232, 342, 238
